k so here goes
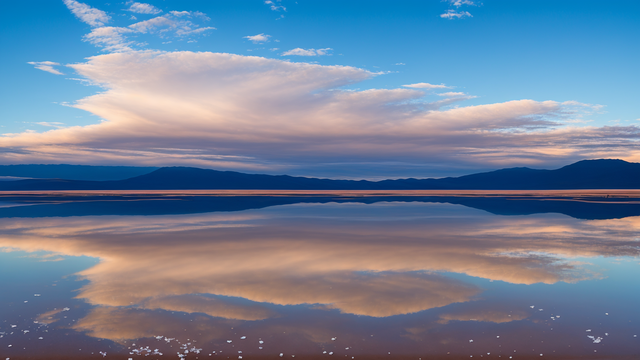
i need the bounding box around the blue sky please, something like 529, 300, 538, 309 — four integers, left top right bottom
1, 0, 639, 178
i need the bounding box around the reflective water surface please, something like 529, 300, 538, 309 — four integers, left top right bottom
1, 193, 639, 359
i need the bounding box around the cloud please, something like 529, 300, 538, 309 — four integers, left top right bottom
265, 0, 286, 12
79, 12, 215, 53
402, 82, 450, 89
244, 33, 272, 43
128, 13, 215, 36
446, 0, 478, 7
35, 122, 65, 128
63, 0, 110, 27
61, 2, 214, 53
83, 26, 136, 53
126, 2, 162, 15
27, 61, 64, 75
440, 10, 473, 19
2, 51, 639, 173
395, 62, 406, 65
282, 48, 333, 56
128, 16, 174, 33
438, 91, 467, 97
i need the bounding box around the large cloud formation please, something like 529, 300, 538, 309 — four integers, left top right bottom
4, 50, 640, 176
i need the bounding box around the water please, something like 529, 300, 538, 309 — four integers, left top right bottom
1, 193, 639, 359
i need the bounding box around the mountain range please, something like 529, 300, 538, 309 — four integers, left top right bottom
0, 159, 638, 190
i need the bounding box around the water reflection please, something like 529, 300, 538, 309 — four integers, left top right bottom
1, 200, 639, 358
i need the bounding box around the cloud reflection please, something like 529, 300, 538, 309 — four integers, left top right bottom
1, 203, 639, 323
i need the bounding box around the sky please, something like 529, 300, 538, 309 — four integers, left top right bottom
0, 0, 639, 179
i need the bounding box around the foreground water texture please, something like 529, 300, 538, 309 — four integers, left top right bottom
1, 191, 639, 359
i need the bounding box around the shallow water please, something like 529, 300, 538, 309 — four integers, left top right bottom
1, 194, 639, 359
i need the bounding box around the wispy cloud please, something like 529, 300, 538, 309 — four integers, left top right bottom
437, 92, 467, 97
83, 26, 135, 53
126, 2, 162, 15
446, 0, 478, 7
128, 12, 215, 36
63, 0, 110, 27
244, 33, 272, 43
35, 122, 65, 128
282, 48, 332, 56
265, 0, 286, 12
27, 61, 64, 75
75, 9, 215, 53
441, 0, 478, 19
440, 10, 473, 19
403, 82, 450, 89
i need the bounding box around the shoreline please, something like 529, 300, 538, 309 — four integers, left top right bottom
1, 189, 640, 199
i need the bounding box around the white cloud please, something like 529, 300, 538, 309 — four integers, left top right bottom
395, 63, 406, 65
244, 33, 272, 43
63, 0, 111, 27
440, 10, 473, 19
403, 82, 450, 89
265, 0, 286, 12
128, 16, 174, 33
438, 92, 467, 97
282, 48, 333, 56
128, 12, 215, 36
447, 0, 477, 8
3, 51, 639, 173
126, 2, 162, 15
76, 11, 215, 53
35, 122, 65, 128
27, 61, 64, 75
83, 26, 135, 53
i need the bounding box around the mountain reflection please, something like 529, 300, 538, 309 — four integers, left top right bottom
1, 202, 640, 349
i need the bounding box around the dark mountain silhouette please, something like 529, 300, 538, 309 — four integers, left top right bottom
0, 159, 638, 190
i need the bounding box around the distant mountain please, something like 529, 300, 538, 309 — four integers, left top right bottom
0, 159, 638, 190
0, 164, 158, 181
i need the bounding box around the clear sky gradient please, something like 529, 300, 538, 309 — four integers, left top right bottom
1, 0, 638, 178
